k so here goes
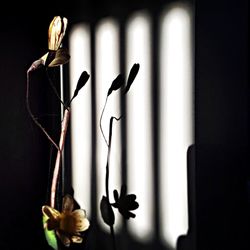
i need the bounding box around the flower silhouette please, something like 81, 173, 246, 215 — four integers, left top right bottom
112, 185, 139, 219
42, 194, 90, 247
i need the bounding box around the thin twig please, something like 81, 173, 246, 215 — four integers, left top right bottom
105, 116, 122, 199
110, 225, 116, 250
26, 71, 59, 151
46, 69, 68, 110
50, 109, 70, 208
100, 96, 109, 147
105, 116, 122, 250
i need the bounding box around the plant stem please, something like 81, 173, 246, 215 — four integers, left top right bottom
105, 117, 113, 200
106, 116, 122, 250
50, 108, 70, 208
110, 225, 116, 250
26, 71, 59, 151
46, 69, 68, 110
100, 96, 109, 147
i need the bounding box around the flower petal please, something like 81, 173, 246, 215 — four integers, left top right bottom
113, 189, 119, 202
48, 16, 68, 51
42, 206, 61, 230
48, 48, 70, 67
125, 194, 139, 210
42, 205, 61, 220
56, 230, 71, 247
71, 209, 90, 232
62, 194, 74, 213
40, 52, 49, 66
71, 235, 83, 244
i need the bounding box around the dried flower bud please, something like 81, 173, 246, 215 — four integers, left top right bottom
48, 16, 68, 51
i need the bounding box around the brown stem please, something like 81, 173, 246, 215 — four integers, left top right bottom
27, 59, 43, 73
50, 109, 70, 208
26, 71, 59, 151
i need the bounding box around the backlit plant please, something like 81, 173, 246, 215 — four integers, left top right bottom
27, 15, 139, 250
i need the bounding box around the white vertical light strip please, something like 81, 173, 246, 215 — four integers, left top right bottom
126, 12, 153, 241
69, 24, 91, 215
159, 4, 193, 249
95, 19, 122, 232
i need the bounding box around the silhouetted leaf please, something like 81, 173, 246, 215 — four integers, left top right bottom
111, 184, 139, 219
48, 48, 70, 67
124, 63, 140, 94
69, 71, 90, 105
107, 74, 124, 96
100, 196, 115, 226
73, 71, 90, 98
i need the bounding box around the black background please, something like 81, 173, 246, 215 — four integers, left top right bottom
0, 0, 248, 249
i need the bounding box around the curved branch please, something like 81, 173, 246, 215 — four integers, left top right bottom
50, 109, 70, 208
99, 96, 109, 147
26, 71, 59, 151
105, 116, 122, 250
46, 68, 68, 110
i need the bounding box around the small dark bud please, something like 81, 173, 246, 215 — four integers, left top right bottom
107, 74, 124, 96
124, 63, 140, 94
74, 71, 90, 98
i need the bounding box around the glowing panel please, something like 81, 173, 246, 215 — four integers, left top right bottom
69, 24, 92, 214
159, 4, 193, 248
95, 18, 122, 231
126, 12, 153, 241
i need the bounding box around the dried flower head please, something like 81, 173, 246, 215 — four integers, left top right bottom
27, 16, 69, 72
43, 16, 69, 67
48, 16, 68, 51
42, 194, 90, 247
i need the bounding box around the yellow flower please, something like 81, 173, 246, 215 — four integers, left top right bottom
42, 194, 90, 247
43, 16, 70, 67
28, 16, 70, 72
48, 16, 68, 51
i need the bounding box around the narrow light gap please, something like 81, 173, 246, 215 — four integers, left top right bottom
69, 3, 193, 246
159, 4, 193, 249
69, 23, 92, 215
126, 11, 154, 242
95, 18, 122, 232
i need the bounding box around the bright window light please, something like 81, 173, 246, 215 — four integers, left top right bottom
126, 11, 153, 242
69, 3, 193, 246
69, 23, 92, 215
95, 18, 122, 232
159, 4, 193, 249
